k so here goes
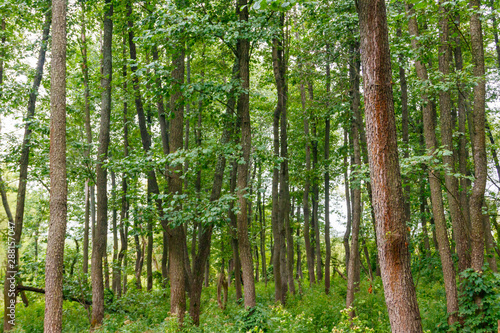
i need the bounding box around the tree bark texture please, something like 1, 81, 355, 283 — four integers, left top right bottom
358, 0, 423, 331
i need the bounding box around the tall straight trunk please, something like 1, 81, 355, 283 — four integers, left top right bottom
111, 170, 119, 294
453, 17, 472, 236
3, 9, 50, 332
152, 42, 169, 288
271, 26, 285, 303
469, 0, 487, 273
346, 42, 362, 313
300, 78, 315, 285
134, 215, 143, 289
438, 3, 470, 273
168, 44, 187, 320
343, 129, 352, 272
358, 0, 423, 331
81, 2, 91, 276
324, 43, 331, 295
397, 25, 411, 223
44, 0, 67, 331
311, 114, 321, 281
116, 37, 130, 297
258, 165, 267, 285
235, 0, 256, 308
91, 0, 112, 327
295, 205, 303, 280
274, 13, 294, 296
229, 163, 243, 300
408, 5, 459, 325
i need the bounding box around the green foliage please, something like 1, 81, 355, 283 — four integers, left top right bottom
454, 268, 500, 332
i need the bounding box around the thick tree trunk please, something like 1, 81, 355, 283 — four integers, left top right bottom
3, 9, 50, 332
168, 38, 187, 319
235, 0, 256, 308
469, 0, 487, 273
44, 0, 67, 331
358, 1, 423, 331
408, 4, 459, 325
91, 1, 112, 326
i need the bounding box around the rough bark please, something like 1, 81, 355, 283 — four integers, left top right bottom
235, 0, 256, 308
469, 0, 487, 273
168, 36, 187, 320
358, 0, 423, 331
44, 0, 67, 331
91, 0, 112, 327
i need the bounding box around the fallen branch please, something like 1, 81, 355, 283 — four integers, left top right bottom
17, 285, 92, 306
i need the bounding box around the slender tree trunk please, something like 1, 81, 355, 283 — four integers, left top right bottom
235, 0, 256, 308
438, 3, 470, 273
397, 25, 411, 224
311, 115, 321, 281
300, 77, 315, 285
3, 9, 50, 332
343, 129, 352, 273
117, 37, 130, 297
81, 2, 91, 277
324, 43, 331, 295
358, 1, 423, 331
44, 0, 67, 331
346, 42, 362, 314
111, 170, 119, 294
469, 0, 487, 273
407, 4, 459, 324
483, 212, 498, 272
91, 1, 112, 327
271, 29, 285, 303
453, 17, 472, 238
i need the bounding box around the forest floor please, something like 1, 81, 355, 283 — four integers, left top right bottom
0, 269, 448, 333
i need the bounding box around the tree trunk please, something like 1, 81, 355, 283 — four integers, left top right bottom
44, 0, 67, 331
343, 129, 352, 273
324, 43, 331, 295
438, 3, 470, 273
81, 2, 91, 277
235, 0, 256, 308
3, 9, 50, 332
407, 4, 459, 325
358, 1, 423, 331
91, 1, 112, 326
271, 30, 285, 303
168, 36, 187, 320
346, 42, 362, 314
300, 77, 315, 285
469, 0, 487, 273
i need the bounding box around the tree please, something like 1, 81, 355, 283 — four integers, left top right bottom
43, 0, 67, 330
357, 0, 423, 331
90, 0, 112, 327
